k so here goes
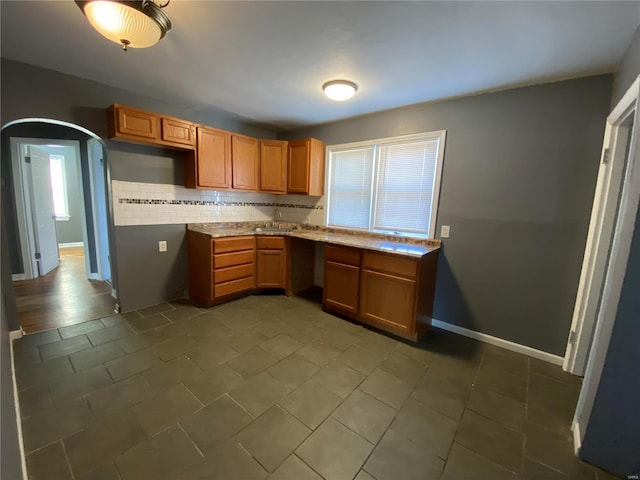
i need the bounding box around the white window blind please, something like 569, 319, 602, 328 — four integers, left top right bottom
326, 131, 446, 238
327, 147, 374, 229
374, 139, 440, 235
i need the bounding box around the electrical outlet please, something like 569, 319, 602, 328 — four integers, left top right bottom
158, 240, 167, 252
440, 225, 450, 238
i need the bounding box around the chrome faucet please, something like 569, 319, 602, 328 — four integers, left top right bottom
272, 207, 282, 225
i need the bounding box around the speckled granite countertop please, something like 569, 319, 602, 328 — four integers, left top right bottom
188, 222, 441, 258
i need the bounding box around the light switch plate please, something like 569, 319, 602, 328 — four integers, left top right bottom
158, 240, 167, 252
440, 225, 450, 238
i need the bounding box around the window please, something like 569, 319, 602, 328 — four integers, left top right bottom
326, 131, 446, 237
49, 154, 70, 220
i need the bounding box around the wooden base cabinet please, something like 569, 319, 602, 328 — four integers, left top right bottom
323, 245, 361, 317
256, 236, 287, 289
188, 232, 255, 307
324, 247, 438, 341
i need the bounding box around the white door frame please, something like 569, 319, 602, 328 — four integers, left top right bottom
87, 138, 110, 282
571, 76, 640, 451
564, 77, 639, 376
9, 138, 86, 280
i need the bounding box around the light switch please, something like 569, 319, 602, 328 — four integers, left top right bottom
158, 240, 167, 252
440, 225, 450, 238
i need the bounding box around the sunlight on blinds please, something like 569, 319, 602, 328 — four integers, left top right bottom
328, 147, 374, 229
374, 139, 439, 235
49, 155, 68, 217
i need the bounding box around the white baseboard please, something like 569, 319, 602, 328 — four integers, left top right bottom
59, 242, 84, 248
572, 421, 583, 455
11, 274, 27, 282
431, 318, 564, 366
9, 331, 28, 479
9, 329, 23, 341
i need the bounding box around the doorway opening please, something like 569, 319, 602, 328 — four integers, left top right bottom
564, 76, 640, 451
1, 120, 118, 333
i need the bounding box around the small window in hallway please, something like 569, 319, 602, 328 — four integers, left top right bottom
49, 154, 69, 220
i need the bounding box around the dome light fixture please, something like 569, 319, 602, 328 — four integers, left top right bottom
323, 80, 358, 101
75, 0, 171, 51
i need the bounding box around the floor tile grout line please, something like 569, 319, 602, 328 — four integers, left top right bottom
175, 422, 205, 459
437, 347, 485, 475
59, 439, 76, 480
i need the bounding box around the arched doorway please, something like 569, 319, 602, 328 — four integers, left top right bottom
1, 118, 118, 333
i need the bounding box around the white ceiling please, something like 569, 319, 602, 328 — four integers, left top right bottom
1, 1, 639, 130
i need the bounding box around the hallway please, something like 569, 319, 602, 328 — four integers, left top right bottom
13, 246, 114, 334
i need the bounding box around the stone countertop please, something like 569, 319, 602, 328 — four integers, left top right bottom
187, 223, 440, 258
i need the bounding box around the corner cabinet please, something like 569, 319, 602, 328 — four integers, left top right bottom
256, 236, 287, 289
260, 140, 288, 193
288, 138, 325, 195
324, 247, 439, 341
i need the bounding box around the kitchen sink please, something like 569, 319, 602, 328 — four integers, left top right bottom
252, 226, 293, 233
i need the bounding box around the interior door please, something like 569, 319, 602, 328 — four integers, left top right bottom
88, 138, 111, 282
27, 145, 59, 276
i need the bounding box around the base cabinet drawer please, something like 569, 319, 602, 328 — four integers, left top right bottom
359, 269, 416, 332
213, 236, 255, 254
214, 263, 254, 284
213, 250, 255, 269
214, 276, 255, 298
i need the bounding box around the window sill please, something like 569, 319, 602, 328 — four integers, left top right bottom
55, 215, 71, 222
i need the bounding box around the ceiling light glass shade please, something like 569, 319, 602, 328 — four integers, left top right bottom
77, 1, 171, 50
323, 80, 358, 101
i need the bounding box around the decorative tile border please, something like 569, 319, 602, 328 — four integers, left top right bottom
118, 198, 323, 210
111, 180, 325, 227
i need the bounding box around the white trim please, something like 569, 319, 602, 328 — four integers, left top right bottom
9, 329, 24, 340
572, 75, 640, 448
9, 332, 28, 480
11, 274, 27, 282
58, 242, 84, 248
573, 422, 583, 455
564, 86, 636, 375
431, 318, 564, 365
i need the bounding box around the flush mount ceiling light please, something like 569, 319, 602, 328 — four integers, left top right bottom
75, 0, 171, 51
323, 80, 358, 101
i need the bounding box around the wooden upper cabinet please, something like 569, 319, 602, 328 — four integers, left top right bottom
260, 140, 288, 193
232, 135, 259, 191
161, 117, 195, 147
288, 138, 325, 195
111, 104, 159, 141
197, 126, 232, 189
108, 104, 195, 150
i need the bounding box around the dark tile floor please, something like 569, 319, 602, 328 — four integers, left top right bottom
13, 294, 621, 480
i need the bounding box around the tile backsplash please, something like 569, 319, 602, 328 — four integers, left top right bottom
112, 181, 325, 227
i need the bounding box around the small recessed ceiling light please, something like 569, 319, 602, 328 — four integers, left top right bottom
323, 80, 358, 101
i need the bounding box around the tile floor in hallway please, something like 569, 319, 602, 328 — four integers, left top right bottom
13, 293, 620, 480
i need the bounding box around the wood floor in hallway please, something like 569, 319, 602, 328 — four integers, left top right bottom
13, 246, 115, 334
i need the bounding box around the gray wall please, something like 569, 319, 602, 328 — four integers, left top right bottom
580, 198, 640, 477
282, 75, 613, 356
612, 24, 640, 106
1, 201, 23, 480
1, 58, 277, 312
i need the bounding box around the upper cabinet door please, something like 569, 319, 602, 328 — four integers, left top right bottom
232, 135, 259, 191
260, 140, 288, 193
197, 126, 232, 189
161, 117, 195, 147
288, 138, 325, 195
116, 105, 159, 140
